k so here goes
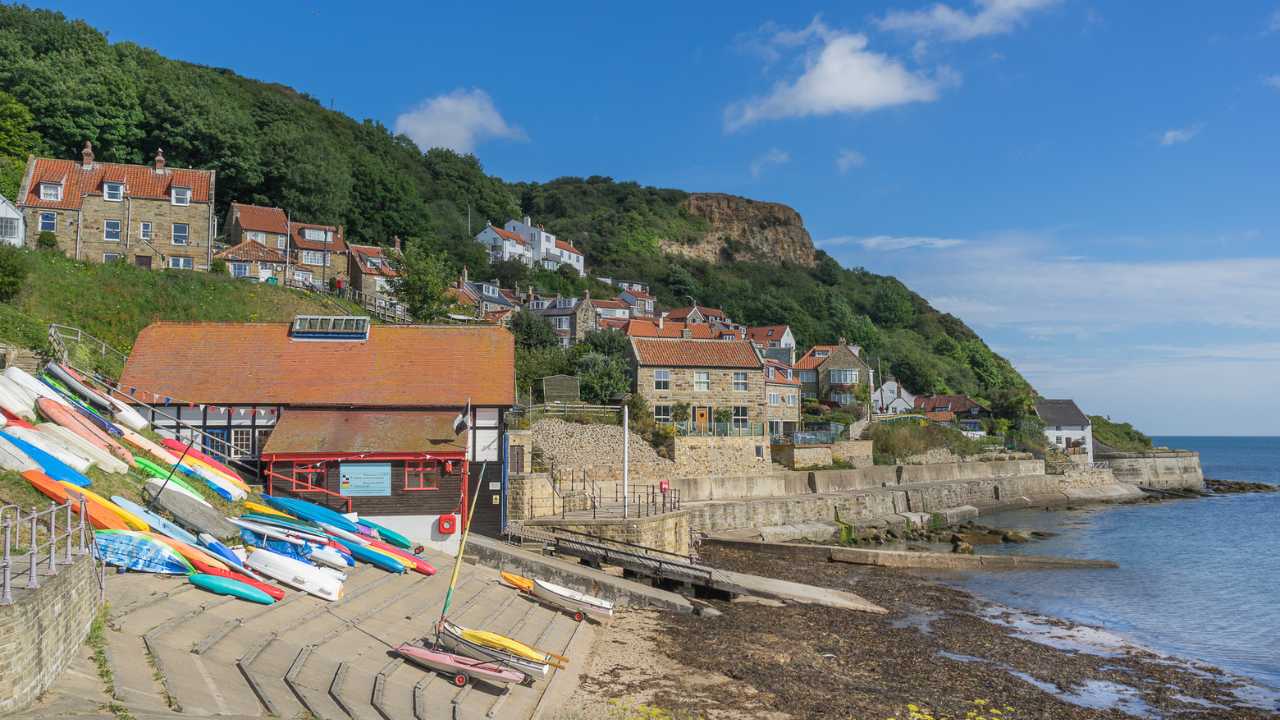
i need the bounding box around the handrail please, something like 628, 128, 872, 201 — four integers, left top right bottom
2, 498, 96, 605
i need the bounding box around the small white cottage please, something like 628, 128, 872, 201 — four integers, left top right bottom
0, 193, 24, 248
873, 379, 916, 414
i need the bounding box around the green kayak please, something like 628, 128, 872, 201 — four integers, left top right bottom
188, 573, 274, 605
357, 518, 412, 549
135, 457, 204, 498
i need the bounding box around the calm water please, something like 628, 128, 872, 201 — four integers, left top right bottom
961, 436, 1280, 689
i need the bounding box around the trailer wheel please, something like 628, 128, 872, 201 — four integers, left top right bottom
573, 611, 585, 623
453, 673, 468, 687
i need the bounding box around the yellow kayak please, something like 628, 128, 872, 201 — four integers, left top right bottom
243, 500, 292, 519
180, 454, 250, 493
500, 571, 534, 593
364, 543, 414, 570
460, 626, 568, 666
59, 482, 149, 531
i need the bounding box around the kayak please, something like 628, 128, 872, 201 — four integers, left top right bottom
4, 367, 71, 409
37, 398, 133, 466
244, 547, 343, 601
36, 423, 128, 474
44, 362, 113, 416
238, 514, 330, 541
198, 533, 246, 570
61, 483, 148, 531
395, 644, 528, 687
0, 381, 34, 420
143, 480, 237, 537
229, 518, 309, 546
531, 578, 615, 621
365, 537, 435, 576
169, 457, 244, 502
436, 620, 550, 678
118, 428, 179, 466
263, 495, 359, 533
0, 375, 38, 412
0, 435, 38, 473
0, 406, 35, 429
56, 365, 149, 431
447, 620, 568, 668
243, 500, 293, 519
110, 496, 198, 545
327, 535, 405, 573
23, 469, 128, 530
195, 564, 285, 601
95, 530, 193, 574
0, 429, 91, 486
500, 571, 535, 593
150, 534, 230, 572
160, 439, 250, 491
357, 518, 412, 550
5, 425, 93, 474
188, 573, 274, 605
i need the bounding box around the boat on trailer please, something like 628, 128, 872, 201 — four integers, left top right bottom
395, 644, 527, 687
530, 578, 615, 622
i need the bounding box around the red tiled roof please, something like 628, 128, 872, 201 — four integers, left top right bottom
666, 306, 726, 322
119, 322, 514, 407
554, 238, 582, 256
347, 244, 398, 278
214, 241, 286, 264
590, 299, 629, 310
747, 325, 790, 343
625, 319, 716, 339
631, 337, 762, 369
795, 345, 844, 370
924, 410, 956, 423
292, 222, 346, 253
491, 226, 527, 246
621, 288, 653, 300
914, 394, 987, 414
231, 203, 288, 234
21, 156, 212, 210
261, 409, 466, 456
484, 309, 513, 324
763, 359, 800, 385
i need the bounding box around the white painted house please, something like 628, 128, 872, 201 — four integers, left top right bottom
505, 216, 585, 276
873, 379, 917, 414
1035, 399, 1094, 463
473, 223, 533, 265
0, 193, 24, 247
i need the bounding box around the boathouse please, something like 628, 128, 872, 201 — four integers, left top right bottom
116, 317, 515, 551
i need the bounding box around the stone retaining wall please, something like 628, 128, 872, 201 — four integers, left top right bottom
1100, 451, 1204, 490
0, 553, 102, 715
771, 444, 832, 469
830, 439, 874, 467
526, 510, 691, 556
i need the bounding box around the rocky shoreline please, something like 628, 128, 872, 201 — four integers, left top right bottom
557, 543, 1279, 719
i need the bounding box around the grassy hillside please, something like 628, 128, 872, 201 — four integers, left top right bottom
1090, 416, 1154, 452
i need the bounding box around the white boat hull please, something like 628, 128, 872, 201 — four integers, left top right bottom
531, 578, 614, 620
245, 548, 343, 602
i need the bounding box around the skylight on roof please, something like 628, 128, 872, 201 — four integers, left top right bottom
290, 315, 370, 341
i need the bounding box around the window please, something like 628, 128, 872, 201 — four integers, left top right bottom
831, 391, 854, 406
653, 405, 672, 424
483, 284, 498, 297
168, 256, 193, 270
769, 392, 780, 406
404, 461, 440, 491
39, 212, 56, 232
103, 252, 122, 263
103, 219, 121, 242
171, 187, 191, 206
813, 350, 830, 358
230, 428, 253, 458
294, 269, 313, 283
103, 182, 123, 201
654, 369, 670, 391
732, 406, 749, 430
799, 370, 817, 384
302, 228, 327, 242
367, 257, 383, 269
553, 316, 571, 330
830, 368, 859, 385
786, 394, 797, 407
171, 223, 189, 245
374, 277, 390, 292
0, 217, 17, 241
301, 250, 328, 266
733, 371, 749, 392
229, 262, 250, 278
693, 371, 710, 392
247, 231, 265, 243
139, 221, 152, 240
39, 183, 62, 201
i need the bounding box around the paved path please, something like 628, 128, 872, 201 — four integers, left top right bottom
12, 551, 593, 720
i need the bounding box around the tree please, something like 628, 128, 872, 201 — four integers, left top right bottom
871, 283, 916, 328
0, 90, 38, 198
489, 259, 530, 289
510, 310, 559, 350
578, 329, 628, 360
393, 241, 455, 322
576, 352, 628, 404
209, 258, 227, 274
990, 386, 1036, 421
0, 245, 27, 301
515, 346, 572, 402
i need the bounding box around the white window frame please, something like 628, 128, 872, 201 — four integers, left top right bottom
102, 252, 122, 263
374, 277, 390, 292
0, 217, 18, 241
302, 228, 326, 242
732, 406, 749, 430
103, 182, 124, 202
139, 221, 152, 241
653, 405, 672, 424
39, 183, 62, 201
786, 394, 796, 407
247, 230, 265, 243
275, 235, 287, 250
799, 370, 817, 384
830, 368, 859, 385
553, 316, 570, 331
168, 256, 194, 270
293, 269, 313, 283
171, 223, 189, 246
654, 369, 670, 391
229, 262, 250, 278
733, 371, 749, 392
103, 219, 121, 242
230, 428, 254, 458
693, 371, 710, 393
171, 187, 191, 206
301, 249, 328, 266
39, 212, 56, 232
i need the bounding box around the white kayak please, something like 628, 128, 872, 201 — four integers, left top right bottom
245, 547, 343, 602
117, 428, 180, 466
101, 392, 148, 432
3, 367, 71, 408
5, 425, 92, 473
36, 423, 129, 474
0, 380, 35, 420
144, 476, 212, 508
0, 436, 38, 473
531, 578, 615, 621
228, 517, 308, 545
0, 376, 39, 412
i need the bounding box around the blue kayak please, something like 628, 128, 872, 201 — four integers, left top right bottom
110, 496, 199, 545
94, 530, 193, 574
0, 430, 91, 487
263, 495, 360, 533
328, 536, 404, 573
239, 528, 314, 564
198, 533, 246, 570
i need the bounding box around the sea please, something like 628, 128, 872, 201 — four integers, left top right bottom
959, 436, 1280, 691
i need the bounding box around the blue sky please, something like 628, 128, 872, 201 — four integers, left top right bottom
34, 0, 1280, 435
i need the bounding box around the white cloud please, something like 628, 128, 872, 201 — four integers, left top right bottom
835, 148, 866, 173
394, 88, 525, 153
857, 235, 966, 251
1265, 75, 1280, 91
1270, 8, 1280, 33
726, 19, 949, 131
879, 0, 1059, 41
1159, 124, 1202, 146
749, 148, 791, 178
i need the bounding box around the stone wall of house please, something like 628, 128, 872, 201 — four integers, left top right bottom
672, 434, 771, 476
506, 472, 557, 521
0, 553, 102, 715
527, 511, 691, 556
830, 439, 874, 467
29, 194, 214, 270
772, 444, 832, 469
635, 366, 767, 425
764, 382, 802, 424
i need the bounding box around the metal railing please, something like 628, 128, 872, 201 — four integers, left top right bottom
49, 324, 129, 378
670, 420, 765, 437
283, 278, 413, 324
523, 483, 683, 521
506, 522, 712, 584
508, 403, 621, 429
1, 498, 100, 605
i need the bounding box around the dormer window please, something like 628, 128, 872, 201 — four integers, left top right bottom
103, 182, 124, 202
302, 228, 327, 242
171, 187, 191, 206
39, 183, 62, 201
483, 285, 498, 297
814, 350, 830, 358
367, 257, 382, 269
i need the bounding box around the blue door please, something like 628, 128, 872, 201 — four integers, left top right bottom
204, 428, 229, 462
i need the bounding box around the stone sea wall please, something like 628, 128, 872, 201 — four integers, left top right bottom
1101, 450, 1204, 490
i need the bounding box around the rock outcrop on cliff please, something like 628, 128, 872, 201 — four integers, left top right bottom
663, 193, 817, 268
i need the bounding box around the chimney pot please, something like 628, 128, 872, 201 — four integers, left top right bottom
81, 140, 94, 168
523, 216, 532, 226
154, 147, 166, 172
681, 328, 693, 339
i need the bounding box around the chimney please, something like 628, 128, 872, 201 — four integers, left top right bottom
658, 313, 665, 330
838, 336, 847, 345
462, 265, 469, 285
681, 328, 693, 339
154, 147, 166, 173
392, 235, 402, 253
523, 216, 532, 226
81, 140, 94, 168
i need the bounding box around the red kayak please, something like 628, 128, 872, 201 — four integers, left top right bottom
367, 538, 436, 576
161, 439, 246, 484
0, 407, 34, 429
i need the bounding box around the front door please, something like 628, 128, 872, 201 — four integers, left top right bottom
694, 406, 711, 433
134, 255, 152, 269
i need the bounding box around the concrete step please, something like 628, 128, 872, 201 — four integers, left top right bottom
284, 644, 349, 720
104, 625, 173, 715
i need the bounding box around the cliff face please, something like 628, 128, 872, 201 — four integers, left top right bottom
663, 193, 817, 268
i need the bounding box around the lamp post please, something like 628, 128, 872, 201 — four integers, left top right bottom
616, 392, 632, 518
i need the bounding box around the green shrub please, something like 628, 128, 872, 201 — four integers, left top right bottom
209, 258, 228, 274
0, 245, 28, 302
1089, 415, 1153, 451
36, 231, 57, 251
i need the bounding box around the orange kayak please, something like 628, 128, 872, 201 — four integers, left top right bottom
500, 571, 535, 592
23, 469, 128, 530
151, 534, 230, 572
36, 398, 134, 467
